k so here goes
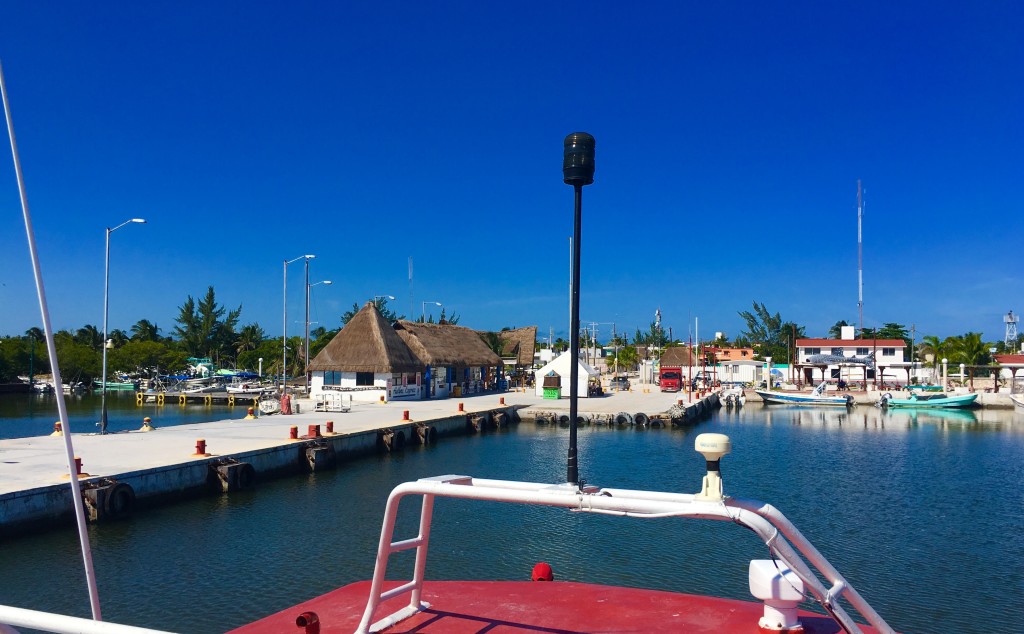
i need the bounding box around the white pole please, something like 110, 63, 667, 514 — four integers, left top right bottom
2, 58, 103, 620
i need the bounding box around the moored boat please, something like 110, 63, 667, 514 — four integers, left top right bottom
1007, 393, 1024, 412
876, 391, 978, 409
755, 381, 854, 407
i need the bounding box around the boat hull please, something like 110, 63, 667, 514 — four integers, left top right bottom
229, 579, 877, 634
754, 390, 853, 406
880, 393, 978, 409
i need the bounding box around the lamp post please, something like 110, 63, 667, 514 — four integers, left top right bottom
421, 301, 442, 322
374, 294, 395, 304
100, 217, 146, 434
942, 357, 948, 392
563, 131, 595, 487
283, 254, 315, 395
305, 278, 332, 395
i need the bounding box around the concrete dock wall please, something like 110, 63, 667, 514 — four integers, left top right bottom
0, 408, 514, 539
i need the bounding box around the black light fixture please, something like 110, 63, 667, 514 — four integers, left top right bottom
563, 132, 595, 487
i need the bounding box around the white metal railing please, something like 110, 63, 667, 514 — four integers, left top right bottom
355, 475, 895, 634
0, 605, 174, 634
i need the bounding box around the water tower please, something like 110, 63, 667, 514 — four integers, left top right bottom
1005, 310, 1018, 348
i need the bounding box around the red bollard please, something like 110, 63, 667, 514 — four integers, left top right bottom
74, 456, 82, 475
402, 410, 410, 421
458, 402, 464, 412
325, 421, 334, 434
677, 399, 683, 406
307, 424, 321, 438
289, 426, 298, 440
194, 439, 207, 455
499, 397, 505, 405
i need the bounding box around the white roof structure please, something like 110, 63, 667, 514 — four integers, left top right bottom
534, 352, 600, 398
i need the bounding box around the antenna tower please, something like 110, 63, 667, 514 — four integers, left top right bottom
1005, 310, 1019, 348
857, 180, 864, 335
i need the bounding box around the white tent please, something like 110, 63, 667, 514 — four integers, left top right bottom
534, 352, 601, 398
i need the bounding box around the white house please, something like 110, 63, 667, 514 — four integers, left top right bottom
796, 327, 908, 386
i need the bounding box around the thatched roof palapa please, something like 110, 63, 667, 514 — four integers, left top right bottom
395, 321, 501, 368
497, 326, 537, 366
307, 302, 425, 373
659, 346, 698, 367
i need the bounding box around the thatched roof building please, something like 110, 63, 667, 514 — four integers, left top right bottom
394, 321, 501, 368
659, 346, 697, 367
307, 302, 424, 373
497, 326, 537, 366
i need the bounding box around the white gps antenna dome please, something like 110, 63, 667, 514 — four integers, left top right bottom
694, 433, 731, 501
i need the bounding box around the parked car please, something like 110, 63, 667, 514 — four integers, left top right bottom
610, 376, 630, 391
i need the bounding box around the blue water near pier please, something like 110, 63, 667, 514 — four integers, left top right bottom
1, 401, 1022, 633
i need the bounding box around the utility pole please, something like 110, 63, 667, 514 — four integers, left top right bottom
857, 180, 864, 336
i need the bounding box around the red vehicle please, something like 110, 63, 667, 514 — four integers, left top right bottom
659, 366, 683, 392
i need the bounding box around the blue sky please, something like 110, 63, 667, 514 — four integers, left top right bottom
1, 2, 1021, 346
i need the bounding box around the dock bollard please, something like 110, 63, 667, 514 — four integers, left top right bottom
140, 417, 155, 432
243, 407, 256, 420
194, 439, 208, 456
458, 402, 464, 412
500, 397, 505, 405
289, 426, 299, 440
51, 422, 63, 437
306, 424, 321, 438
379, 395, 385, 404
325, 421, 334, 434
402, 410, 410, 421
74, 457, 82, 475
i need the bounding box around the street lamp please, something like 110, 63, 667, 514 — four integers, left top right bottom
283, 254, 315, 395
100, 217, 146, 434
422, 301, 442, 322
305, 279, 332, 395
374, 294, 395, 303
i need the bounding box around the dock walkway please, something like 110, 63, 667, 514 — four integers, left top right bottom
0, 386, 694, 537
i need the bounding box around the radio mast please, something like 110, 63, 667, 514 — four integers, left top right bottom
857, 180, 864, 336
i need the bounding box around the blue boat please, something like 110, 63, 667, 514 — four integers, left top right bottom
876, 391, 978, 409
754, 381, 854, 407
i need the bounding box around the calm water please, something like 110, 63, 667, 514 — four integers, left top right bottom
1, 402, 1022, 633
0, 391, 249, 439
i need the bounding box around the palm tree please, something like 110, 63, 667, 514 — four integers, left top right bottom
24, 327, 44, 342
109, 329, 129, 347
235, 323, 265, 358
130, 319, 161, 342
75, 324, 103, 350
917, 335, 945, 377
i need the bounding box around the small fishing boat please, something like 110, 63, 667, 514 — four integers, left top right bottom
755, 381, 854, 407
876, 391, 978, 409
1007, 393, 1024, 412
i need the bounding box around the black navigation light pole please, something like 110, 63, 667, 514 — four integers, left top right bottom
562, 132, 595, 487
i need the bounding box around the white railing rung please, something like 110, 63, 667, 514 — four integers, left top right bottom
388, 536, 425, 553
378, 580, 418, 602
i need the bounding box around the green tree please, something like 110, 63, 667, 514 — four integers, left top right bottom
876, 323, 912, 351
917, 335, 956, 379
109, 328, 130, 347
480, 331, 505, 356
54, 338, 101, 382
173, 287, 242, 361
130, 319, 161, 342
75, 324, 103, 350
341, 297, 404, 325
828, 320, 854, 339
235, 323, 265, 358
738, 302, 804, 361
25, 327, 44, 342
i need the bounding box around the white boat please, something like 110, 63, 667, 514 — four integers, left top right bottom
1010, 393, 1024, 412
754, 381, 854, 407
225, 382, 274, 395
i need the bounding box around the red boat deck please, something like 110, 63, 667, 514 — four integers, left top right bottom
231, 580, 877, 633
